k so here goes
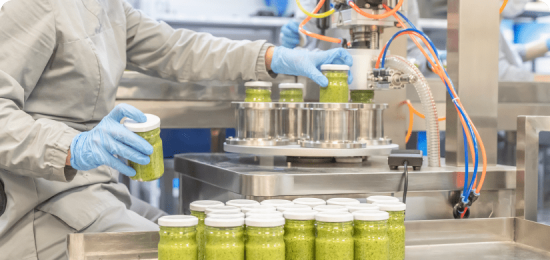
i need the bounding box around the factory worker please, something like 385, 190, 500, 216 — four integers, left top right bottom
0, 0, 353, 259
499, 0, 550, 81
282, 0, 439, 75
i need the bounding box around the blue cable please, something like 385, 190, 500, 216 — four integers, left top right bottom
380, 16, 480, 200
462, 129, 469, 198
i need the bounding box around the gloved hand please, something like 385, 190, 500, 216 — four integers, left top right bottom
70, 104, 154, 177
427, 50, 446, 71
271, 47, 354, 87
546, 39, 550, 51
281, 21, 302, 49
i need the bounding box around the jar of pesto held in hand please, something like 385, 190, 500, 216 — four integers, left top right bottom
279, 83, 304, 102
320, 64, 350, 103
283, 210, 317, 260
245, 216, 286, 260
190, 200, 225, 260
353, 210, 390, 260
315, 211, 354, 260
374, 202, 406, 260
158, 215, 199, 260
204, 217, 245, 260
245, 81, 272, 102
123, 114, 164, 182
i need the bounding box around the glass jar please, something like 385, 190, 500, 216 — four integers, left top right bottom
347, 204, 380, 213
350, 90, 375, 104
204, 217, 245, 260
375, 202, 406, 260
293, 198, 326, 208
158, 215, 199, 260
315, 212, 354, 260
245, 216, 286, 260
320, 65, 350, 103
283, 210, 317, 260
245, 81, 272, 102
277, 204, 312, 213
279, 83, 304, 102
366, 196, 400, 204
313, 205, 349, 213
240, 205, 277, 214
190, 200, 224, 260
226, 199, 260, 209
260, 199, 294, 207
326, 198, 361, 207
205, 206, 242, 215
123, 114, 164, 182
353, 211, 390, 260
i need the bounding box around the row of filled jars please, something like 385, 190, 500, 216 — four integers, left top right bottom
245, 64, 374, 104
158, 196, 405, 260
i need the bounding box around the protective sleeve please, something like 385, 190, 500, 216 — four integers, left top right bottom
0, 0, 80, 182
123, 2, 275, 82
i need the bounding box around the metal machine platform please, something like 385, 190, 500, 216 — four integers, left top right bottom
66, 217, 550, 260
174, 153, 516, 220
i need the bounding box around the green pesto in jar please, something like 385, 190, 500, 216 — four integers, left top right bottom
245, 88, 272, 102
205, 226, 245, 260
315, 221, 354, 260
129, 128, 164, 182
280, 89, 304, 102
246, 226, 285, 260
191, 211, 207, 260
350, 90, 374, 104
158, 226, 198, 260
284, 219, 315, 260
320, 70, 349, 103
388, 211, 406, 260
354, 220, 390, 260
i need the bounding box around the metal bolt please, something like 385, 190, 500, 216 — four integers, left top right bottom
378, 4, 383, 9
365, 3, 371, 8
409, 75, 418, 84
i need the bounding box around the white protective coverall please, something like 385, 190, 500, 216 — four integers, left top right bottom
0, 0, 274, 259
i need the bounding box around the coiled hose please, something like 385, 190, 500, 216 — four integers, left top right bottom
384, 55, 441, 167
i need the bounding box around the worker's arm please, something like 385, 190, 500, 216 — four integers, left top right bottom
123, 2, 274, 82
517, 40, 550, 62
0, 0, 80, 182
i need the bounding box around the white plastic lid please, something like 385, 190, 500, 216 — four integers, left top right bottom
353, 210, 390, 221
158, 215, 198, 227
205, 206, 241, 214
315, 211, 354, 222
205, 217, 245, 227
246, 216, 286, 227
244, 81, 272, 88
283, 210, 318, 220
366, 196, 400, 204
293, 198, 326, 208
226, 199, 260, 208
346, 204, 380, 213
374, 201, 407, 211
313, 205, 349, 212
241, 205, 277, 214
123, 114, 161, 133
277, 204, 312, 212
246, 211, 284, 218
260, 199, 294, 206
207, 212, 246, 219
320, 64, 350, 71
327, 198, 361, 206
190, 200, 225, 212
279, 83, 304, 89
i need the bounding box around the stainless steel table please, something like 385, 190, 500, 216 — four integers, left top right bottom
66, 218, 550, 260
174, 153, 516, 220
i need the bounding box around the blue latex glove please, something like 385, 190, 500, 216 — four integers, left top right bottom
271, 47, 354, 87
281, 21, 301, 49
70, 104, 154, 177
546, 39, 550, 51
427, 50, 446, 71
